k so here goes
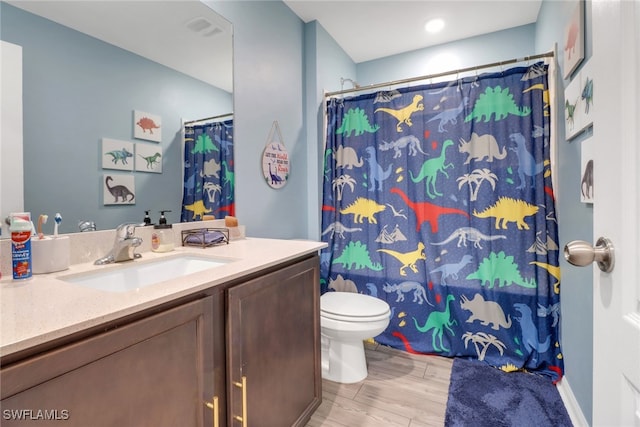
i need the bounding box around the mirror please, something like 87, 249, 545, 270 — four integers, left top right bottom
0, 1, 233, 234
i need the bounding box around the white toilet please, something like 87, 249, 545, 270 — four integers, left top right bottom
320, 291, 391, 384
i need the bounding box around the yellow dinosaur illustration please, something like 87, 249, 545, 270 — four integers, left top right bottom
184, 200, 212, 220
374, 94, 424, 132
340, 197, 386, 224
530, 261, 561, 294
377, 242, 427, 276
473, 197, 539, 230
523, 84, 549, 116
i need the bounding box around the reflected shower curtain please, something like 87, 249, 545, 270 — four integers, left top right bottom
181, 119, 234, 221
321, 63, 563, 380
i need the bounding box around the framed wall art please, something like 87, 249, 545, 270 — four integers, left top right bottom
102, 138, 134, 171
135, 143, 163, 173
103, 174, 135, 205
563, 0, 584, 79
134, 110, 162, 142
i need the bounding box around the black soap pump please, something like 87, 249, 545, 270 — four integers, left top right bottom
143, 210, 153, 226
151, 210, 174, 252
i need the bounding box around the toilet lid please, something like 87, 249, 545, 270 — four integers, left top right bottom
321, 292, 390, 321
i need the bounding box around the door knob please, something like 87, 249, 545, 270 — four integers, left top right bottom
564, 237, 615, 273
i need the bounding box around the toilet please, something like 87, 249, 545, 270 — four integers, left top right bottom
320, 291, 391, 384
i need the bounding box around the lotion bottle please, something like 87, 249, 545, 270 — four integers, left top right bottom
151, 210, 174, 253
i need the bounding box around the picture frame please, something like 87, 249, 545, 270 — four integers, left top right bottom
580, 136, 594, 203
563, 0, 584, 79
135, 143, 163, 173
133, 110, 162, 142
102, 138, 134, 171
103, 174, 136, 205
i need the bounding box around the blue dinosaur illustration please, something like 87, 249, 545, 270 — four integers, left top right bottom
413, 294, 457, 352
514, 303, 551, 362
214, 134, 234, 155
508, 132, 544, 189
427, 97, 469, 132
105, 148, 133, 165
184, 172, 197, 196
336, 107, 379, 137
581, 77, 593, 113
429, 254, 474, 285
409, 139, 454, 198
364, 146, 392, 191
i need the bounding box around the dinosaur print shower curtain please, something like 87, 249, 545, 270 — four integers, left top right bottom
321, 63, 563, 380
181, 119, 234, 222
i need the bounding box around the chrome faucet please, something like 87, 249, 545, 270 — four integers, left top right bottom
94, 222, 145, 265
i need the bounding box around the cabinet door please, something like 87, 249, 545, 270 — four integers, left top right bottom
227, 256, 321, 427
1, 297, 217, 427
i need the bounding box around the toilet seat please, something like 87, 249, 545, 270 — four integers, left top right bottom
321, 292, 390, 322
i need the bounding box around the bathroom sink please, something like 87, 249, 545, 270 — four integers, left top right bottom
60, 255, 230, 293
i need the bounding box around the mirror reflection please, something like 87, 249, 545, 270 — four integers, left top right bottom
0, 1, 233, 235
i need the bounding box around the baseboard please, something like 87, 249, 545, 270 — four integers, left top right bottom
556, 377, 590, 427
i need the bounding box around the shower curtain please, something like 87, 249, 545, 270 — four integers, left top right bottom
321, 63, 563, 380
181, 119, 234, 222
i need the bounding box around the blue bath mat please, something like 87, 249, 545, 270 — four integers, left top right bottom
444, 358, 573, 426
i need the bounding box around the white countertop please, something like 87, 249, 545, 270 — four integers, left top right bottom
1, 237, 326, 357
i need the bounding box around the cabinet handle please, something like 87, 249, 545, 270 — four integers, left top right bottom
204, 396, 219, 427
233, 376, 248, 427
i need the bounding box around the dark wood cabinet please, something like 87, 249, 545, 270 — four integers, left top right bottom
227, 255, 321, 427
0, 255, 321, 427
0, 296, 216, 427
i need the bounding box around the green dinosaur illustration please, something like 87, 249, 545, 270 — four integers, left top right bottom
464, 86, 532, 123
190, 134, 219, 154
336, 107, 380, 137
138, 152, 161, 169
409, 139, 454, 199
332, 241, 383, 271
221, 161, 234, 197
466, 251, 536, 289
413, 294, 457, 352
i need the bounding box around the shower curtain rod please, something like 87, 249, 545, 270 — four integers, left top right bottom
184, 112, 233, 126
324, 51, 554, 98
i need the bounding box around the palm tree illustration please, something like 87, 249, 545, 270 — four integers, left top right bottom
332, 174, 356, 201
462, 332, 506, 361
457, 168, 498, 201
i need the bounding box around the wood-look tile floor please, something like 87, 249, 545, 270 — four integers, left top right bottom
306, 342, 454, 427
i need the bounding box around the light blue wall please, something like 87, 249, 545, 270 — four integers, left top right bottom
304, 21, 356, 239
357, 24, 537, 85
206, 1, 308, 239
536, 1, 594, 423
1, 3, 232, 233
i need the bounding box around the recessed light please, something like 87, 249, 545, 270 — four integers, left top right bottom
425, 18, 445, 34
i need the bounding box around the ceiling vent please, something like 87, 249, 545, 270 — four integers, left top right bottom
185, 17, 223, 37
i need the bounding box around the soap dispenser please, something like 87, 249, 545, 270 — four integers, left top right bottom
151, 210, 174, 253
143, 210, 153, 226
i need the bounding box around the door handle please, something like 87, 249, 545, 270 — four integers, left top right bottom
564, 237, 615, 273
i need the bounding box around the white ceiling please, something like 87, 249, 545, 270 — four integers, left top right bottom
284, 0, 542, 63
5, 0, 233, 92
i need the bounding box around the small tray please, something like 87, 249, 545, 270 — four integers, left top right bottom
181, 228, 229, 248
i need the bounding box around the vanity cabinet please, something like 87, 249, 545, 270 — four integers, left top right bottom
227, 255, 321, 427
0, 254, 321, 427
0, 296, 218, 427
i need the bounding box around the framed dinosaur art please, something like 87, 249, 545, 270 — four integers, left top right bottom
101, 138, 134, 171
133, 110, 162, 142
135, 142, 163, 173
